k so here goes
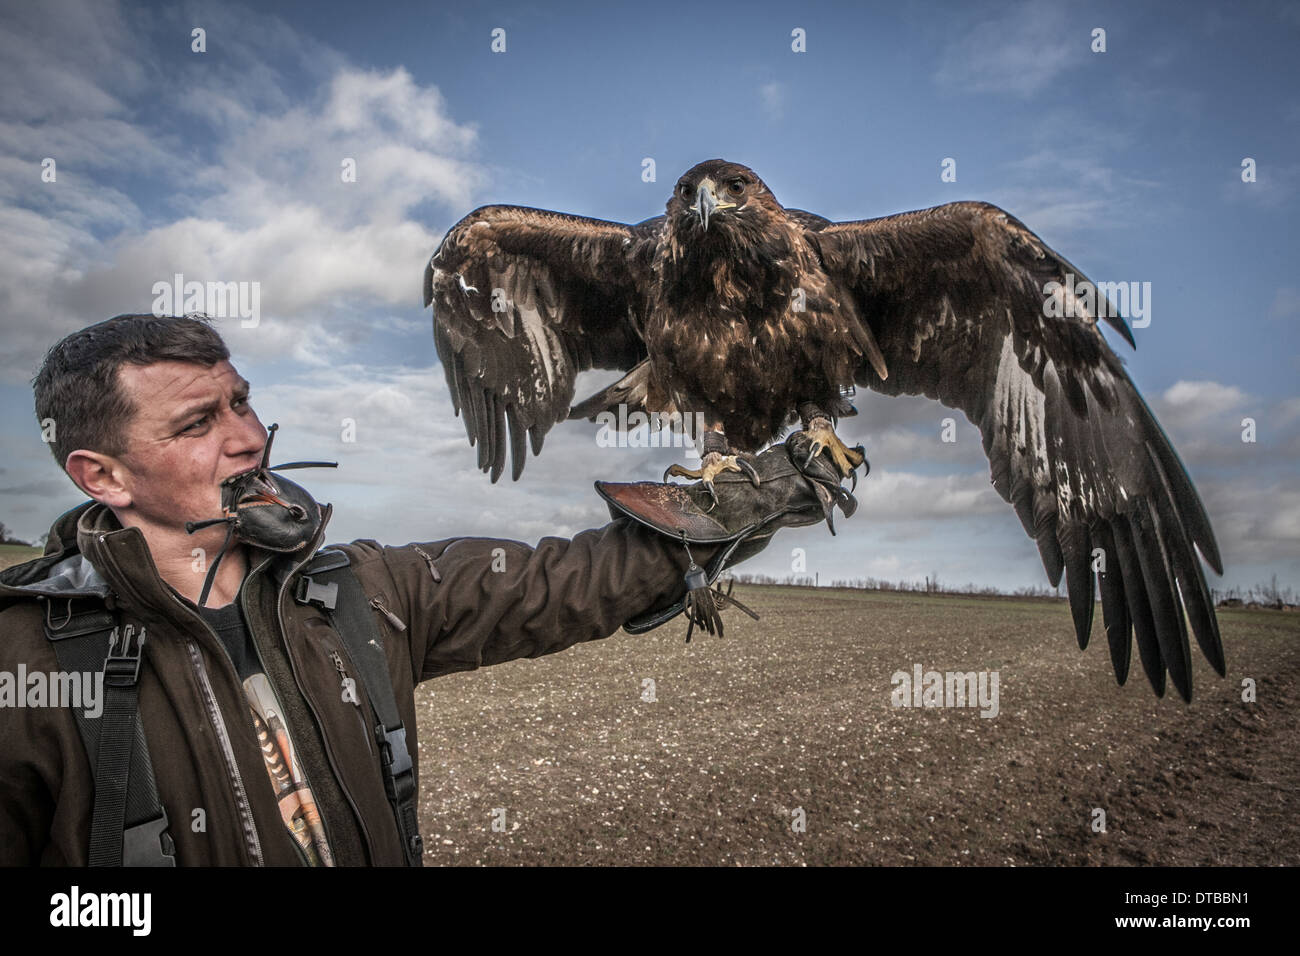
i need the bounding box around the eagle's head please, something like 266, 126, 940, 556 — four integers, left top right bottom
666, 159, 780, 236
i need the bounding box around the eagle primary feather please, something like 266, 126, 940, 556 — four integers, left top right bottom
423, 158, 1224, 701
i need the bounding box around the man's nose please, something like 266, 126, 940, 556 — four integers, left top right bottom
228, 406, 268, 461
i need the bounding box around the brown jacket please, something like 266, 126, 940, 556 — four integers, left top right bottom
0, 500, 705, 865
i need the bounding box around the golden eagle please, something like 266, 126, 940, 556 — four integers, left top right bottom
423, 158, 1224, 701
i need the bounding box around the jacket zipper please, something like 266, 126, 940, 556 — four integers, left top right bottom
156, 578, 266, 866
330, 649, 374, 756
411, 545, 441, 583
275, 553, 377, 859
369, 597, 407, 632
184, 639, 265, 866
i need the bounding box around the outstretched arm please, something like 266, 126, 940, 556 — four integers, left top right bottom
341, 433, 861, 685
347, 517, 713, 684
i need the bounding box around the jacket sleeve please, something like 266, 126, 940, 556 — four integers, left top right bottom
345, 518, 720, 684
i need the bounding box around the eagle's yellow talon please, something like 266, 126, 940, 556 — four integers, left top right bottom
804, 417, 863, 479
664, 463, 704, 481
664, 451, 750, 498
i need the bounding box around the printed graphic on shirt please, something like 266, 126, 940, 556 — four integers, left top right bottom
243, 673, 335, 866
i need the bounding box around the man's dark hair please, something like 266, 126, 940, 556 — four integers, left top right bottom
33, 314, 230, 470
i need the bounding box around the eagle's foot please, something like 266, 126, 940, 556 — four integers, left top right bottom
663, 452, 760, 511
803, 416, 865, 487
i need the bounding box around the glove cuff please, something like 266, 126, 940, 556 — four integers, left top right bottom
618, 528, 771, 637
594, 431, 863, 639
595, 479, 782, 640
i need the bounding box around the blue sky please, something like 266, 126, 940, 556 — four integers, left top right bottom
1, 0, 1297, 596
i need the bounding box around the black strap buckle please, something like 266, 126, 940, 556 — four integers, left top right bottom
295, 575, 339, 610
377, 724, 415, 802
122, 810, 176, 867
104, 625, 145, 687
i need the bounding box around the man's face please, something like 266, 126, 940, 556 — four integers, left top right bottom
113, 359, 267, 533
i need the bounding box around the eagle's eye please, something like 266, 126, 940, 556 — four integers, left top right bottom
727, 179, 745, 195
678, 182, 694, 199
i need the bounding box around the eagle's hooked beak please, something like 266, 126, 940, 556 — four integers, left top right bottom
691, 177, 736, 231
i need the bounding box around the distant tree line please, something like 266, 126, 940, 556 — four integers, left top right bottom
0, 522, 34, 547
725, 570, 1297, 609
1212, 575, 1296, 610
724, 571, 1063, 599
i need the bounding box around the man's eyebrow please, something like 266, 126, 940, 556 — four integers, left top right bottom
167, 379, 252, 426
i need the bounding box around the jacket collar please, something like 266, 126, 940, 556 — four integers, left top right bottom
0, 502, 108, 607
0, 500, 332, 615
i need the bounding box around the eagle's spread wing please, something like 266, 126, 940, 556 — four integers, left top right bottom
783, 207, 833, 230
809, 201, 1223, 701
424, 205, 659, 481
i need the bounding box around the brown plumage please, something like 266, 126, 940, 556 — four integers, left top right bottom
641, 160, 884, 450
423, 158, 1225, 701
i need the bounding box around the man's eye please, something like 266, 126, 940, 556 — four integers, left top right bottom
182, 415, 209, 433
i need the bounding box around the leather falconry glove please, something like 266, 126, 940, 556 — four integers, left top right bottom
596, 429, 867, 642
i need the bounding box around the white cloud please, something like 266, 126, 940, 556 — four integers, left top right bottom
1154, 379, 1250, 434
1196, 479, 1300, 568
934, 1, 1082, 98
64, 65, 484, 357
0, 1, 484, 385
759, 82, 786, 120
1151, 390, 1300, 480
1277, 397, 1300, 424
0, 1, 145, 123
987, 126, 1165, 244
1161, 379, 1248, 409
858, 469, 1002, 522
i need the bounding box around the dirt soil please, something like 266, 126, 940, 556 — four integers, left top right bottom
414, 585, 1300, 866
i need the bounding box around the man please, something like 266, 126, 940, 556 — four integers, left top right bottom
0, 314, 856, 865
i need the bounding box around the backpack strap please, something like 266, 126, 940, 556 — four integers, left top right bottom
294, 550, 424, 866
43, 599, 176, 867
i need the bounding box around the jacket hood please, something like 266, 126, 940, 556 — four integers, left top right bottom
0, 501, 110, 606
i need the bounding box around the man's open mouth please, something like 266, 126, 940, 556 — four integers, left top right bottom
221, 466, 260, 486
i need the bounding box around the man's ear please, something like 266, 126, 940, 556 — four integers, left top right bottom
64, 450, 132, 509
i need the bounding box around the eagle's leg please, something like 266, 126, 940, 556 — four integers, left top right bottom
663, 429, 760, 510
798, 402, 866, 488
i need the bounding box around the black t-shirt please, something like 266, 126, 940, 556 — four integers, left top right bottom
195, 599, 261, 681
178, 588, 337, 864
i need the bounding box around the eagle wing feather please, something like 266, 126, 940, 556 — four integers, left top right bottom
425, 205, 660, 481
812, 201, 1223, 701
